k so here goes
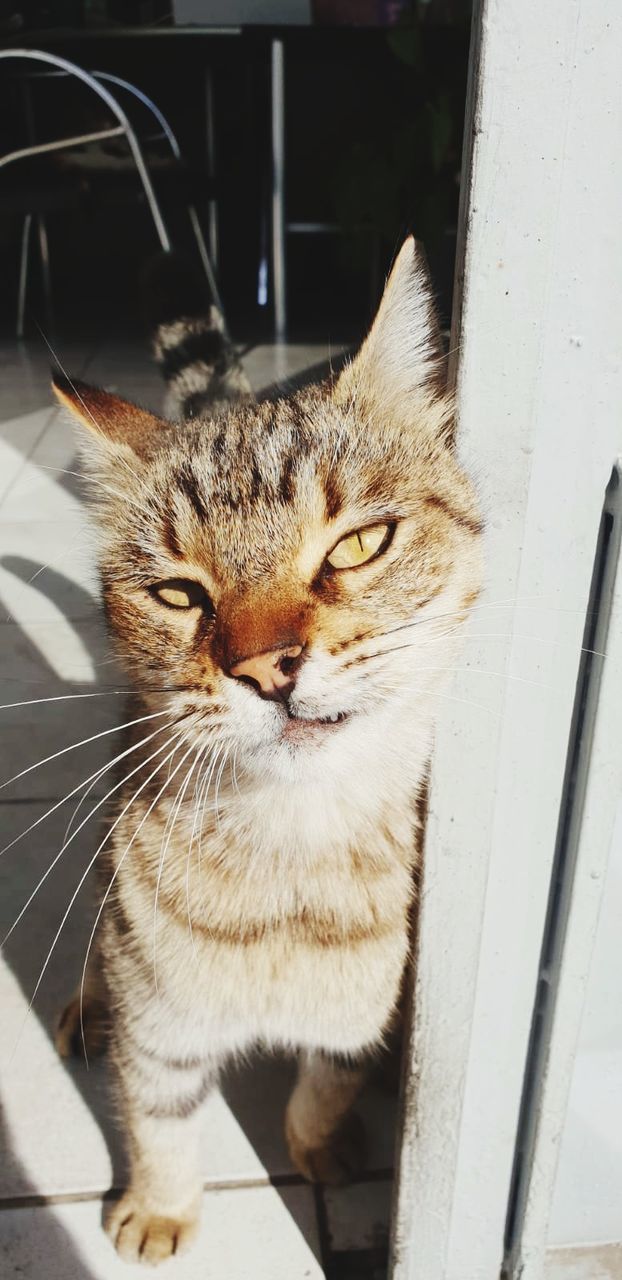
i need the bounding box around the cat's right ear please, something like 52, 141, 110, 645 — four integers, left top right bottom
52, 371, 166, 460
333, 237, 449, 437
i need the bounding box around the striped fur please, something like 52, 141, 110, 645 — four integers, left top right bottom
153, 307, 252, 421
53, 239, 482, 1264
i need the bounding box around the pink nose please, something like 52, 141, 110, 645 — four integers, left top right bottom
229, 645, 303, 699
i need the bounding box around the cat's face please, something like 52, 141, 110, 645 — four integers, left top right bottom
55, 240, 482, 784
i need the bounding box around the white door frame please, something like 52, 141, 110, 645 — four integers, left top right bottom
390, 1, 622, 1277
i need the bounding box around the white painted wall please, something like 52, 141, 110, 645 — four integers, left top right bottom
547, 803, 622, 1248
390, 0, 622, 1277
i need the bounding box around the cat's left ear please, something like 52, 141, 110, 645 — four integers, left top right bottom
52, 371, 166, 458
334, 236, 447, 427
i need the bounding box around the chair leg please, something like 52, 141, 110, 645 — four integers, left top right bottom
187, 203, 225, 319
17, 212, 33, 339
204, 65, 219, 273
271, 38, 287, 340
123, 124, 171, 253
37, 214, 54, 333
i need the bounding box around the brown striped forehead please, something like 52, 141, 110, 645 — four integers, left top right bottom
186, 391, 348, 513
128, 386, 476, 590
146, 393, 350, 578
158, 392, 401, 519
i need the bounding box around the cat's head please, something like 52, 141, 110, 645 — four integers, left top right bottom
54, 239, 481, 785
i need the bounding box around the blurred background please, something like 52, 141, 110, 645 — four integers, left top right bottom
0, 0, 473, 344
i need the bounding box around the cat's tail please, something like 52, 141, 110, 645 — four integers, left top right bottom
143, 251, 252, 420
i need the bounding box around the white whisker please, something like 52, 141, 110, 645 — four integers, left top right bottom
389, 683, 500, 718
212, 748, 230, 830
0, 691, 132, 711
196, 743, 226, 865
0, 715, 180, 863
0, 707, 171, 794
184, 744, 211, 960
35, 464, 160, 527
78, 735, 195, 1062
152, 742, 203, 995
230, 744, 241, 796
62, 760, 110, 847
6, 727, 190, 1068
0, 723, 181, 952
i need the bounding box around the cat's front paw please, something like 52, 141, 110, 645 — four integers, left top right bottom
285, 1108, 367, 1186
55, 994, 108, 1060
106, 1192, 200, 1266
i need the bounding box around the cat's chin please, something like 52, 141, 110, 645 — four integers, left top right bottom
234, 705, 359, 784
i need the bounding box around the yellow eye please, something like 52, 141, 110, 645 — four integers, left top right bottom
152, 579, 208, 610
326, 523, 392, 570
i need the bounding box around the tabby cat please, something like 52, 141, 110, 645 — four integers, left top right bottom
53, 238, 481, 1265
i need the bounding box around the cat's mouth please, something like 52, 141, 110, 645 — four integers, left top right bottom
280, 709, 350, 741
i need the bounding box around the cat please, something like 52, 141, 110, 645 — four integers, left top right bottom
53, 237, 482, 1265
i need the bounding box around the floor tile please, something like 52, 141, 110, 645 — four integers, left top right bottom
83, 343, 165, 416
243, 343, 346, 397
0, 518, 99, 624
0, 695, 133, 804
0, 412, 85, 524
0, 341, 95, 420
0, 614, 123, 801
0, 408, 57, 507
0, 1184, 323, 1280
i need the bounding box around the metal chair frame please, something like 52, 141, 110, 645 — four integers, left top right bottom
0, 49, 222, 335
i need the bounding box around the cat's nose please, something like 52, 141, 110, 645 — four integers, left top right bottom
229, 644, 303, 701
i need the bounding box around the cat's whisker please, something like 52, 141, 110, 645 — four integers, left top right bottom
352, 611, 607, 665
355, 629, 606, 665
204, 742, 228, 814
230, 744, 241, 797
0, 722, 182, 954
378, 663, 555, 692
62, 759, 111, 847
152, 742, 203, 996
0, 691, 134, 711
196, 744, 226, 866
6, 730, 190, 1066
354, 591, 595, 652
212, 748, 230, 830
1, 527, 96, 623
35, 463, 159, 525
0, 715, 183, 864
465, 631, 606, 658
195, 738, 225, 818
37, 326, 145, 490
0, 707, 171, 795
185, 744, 211, 960
72, 733, 194, 1066
382, 682, 500, 718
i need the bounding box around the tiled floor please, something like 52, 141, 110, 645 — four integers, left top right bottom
0, 338, 395, 1278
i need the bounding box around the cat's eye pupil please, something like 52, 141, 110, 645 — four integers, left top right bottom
326, 522, 393, 571
151, 579, 211, 612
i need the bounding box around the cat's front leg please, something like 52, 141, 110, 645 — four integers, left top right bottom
285, 1049, 367, 1185
106, 1023, 217, 1265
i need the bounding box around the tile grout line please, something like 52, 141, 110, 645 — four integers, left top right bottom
0, 340, 97, 507
0, 1170, 394, 1213
0, 407, 61, 511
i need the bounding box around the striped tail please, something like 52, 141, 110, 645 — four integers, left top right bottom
144, 252, 252, 421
